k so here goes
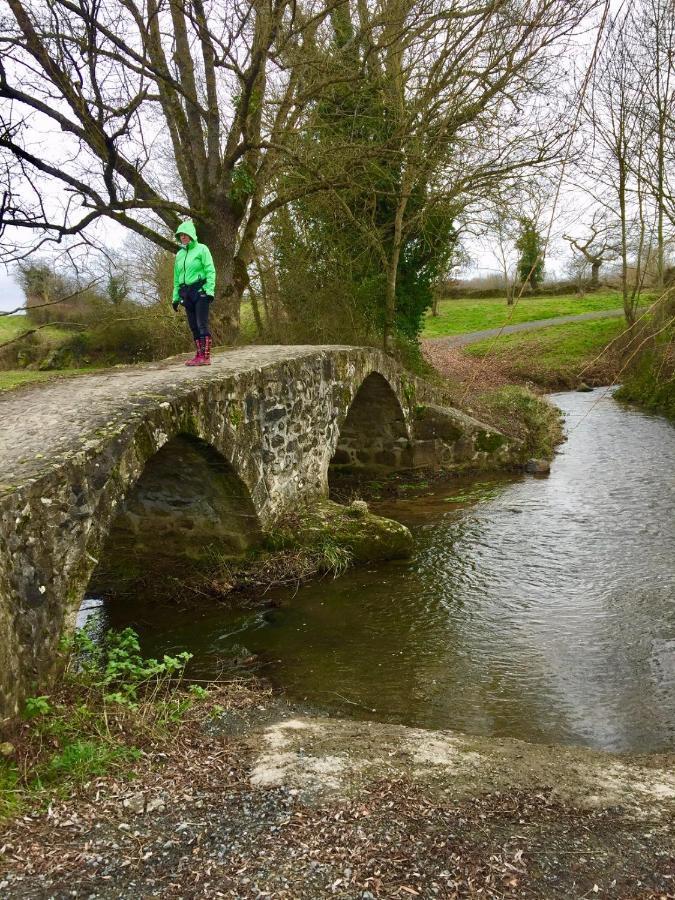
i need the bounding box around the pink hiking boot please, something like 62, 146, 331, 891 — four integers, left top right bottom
185, 339, 203, 366
195, 335, 212, 366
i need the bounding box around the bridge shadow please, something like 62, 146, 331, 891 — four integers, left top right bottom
87, 433, 261, 606
329, 371, 410, 498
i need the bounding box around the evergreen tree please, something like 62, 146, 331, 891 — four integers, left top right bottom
516, 218, 545, 289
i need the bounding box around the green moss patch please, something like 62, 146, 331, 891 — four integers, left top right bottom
475, 430, 507, 453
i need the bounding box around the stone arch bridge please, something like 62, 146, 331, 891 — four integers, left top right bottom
0, 346, 512, 721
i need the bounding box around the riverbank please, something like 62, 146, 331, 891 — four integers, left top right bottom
1, 681, 673, 899
423, 317, 628, 393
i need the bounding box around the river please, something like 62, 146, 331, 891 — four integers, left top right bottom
93, 388, 675, 754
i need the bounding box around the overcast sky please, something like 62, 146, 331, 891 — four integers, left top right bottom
0, 271, 23, 314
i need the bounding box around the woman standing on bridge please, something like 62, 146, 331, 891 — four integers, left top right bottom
172, 221, 216, 366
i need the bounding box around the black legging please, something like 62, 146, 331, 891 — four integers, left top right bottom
182, 283, 211, 340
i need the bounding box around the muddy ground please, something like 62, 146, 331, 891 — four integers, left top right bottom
0, 686, 673, 899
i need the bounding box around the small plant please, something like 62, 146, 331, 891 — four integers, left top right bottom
1, 625, 198, 821
0, 760, 21, 819
68, 623, 193, 707
188, 684, 209, 700
23, 696, 52, 719
42, 740, 139, 786
318, 538, 352, 578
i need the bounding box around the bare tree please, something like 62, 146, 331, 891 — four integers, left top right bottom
631, 0, 675, 288
585, 8, 654, 322
564, 210, 619, 289
0, 0, 346, 341
480, 205, 518, 303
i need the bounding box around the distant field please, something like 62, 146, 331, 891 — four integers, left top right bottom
0, 369, 92, 393
422, 292, 639, 338
0, 315, 28, 340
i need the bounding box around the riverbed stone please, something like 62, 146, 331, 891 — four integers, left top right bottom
0, 345, 518, 723
289, 500, 413, 563
525, 458, 551, 475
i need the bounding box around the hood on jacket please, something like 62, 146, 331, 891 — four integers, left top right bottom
175, 220, 198, 243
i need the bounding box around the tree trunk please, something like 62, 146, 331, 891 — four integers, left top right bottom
211, 251, 243, 344
199, 217, 243, 345
591, 260, 600, 289
249, 288, 264, 338
618, 159, 633, 323
383, 185, 410, 354
383, 255, 398, 353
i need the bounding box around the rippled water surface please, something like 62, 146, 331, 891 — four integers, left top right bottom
101, 390, 675, 752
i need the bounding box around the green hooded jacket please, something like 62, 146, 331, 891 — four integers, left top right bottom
172, 221, 216, 303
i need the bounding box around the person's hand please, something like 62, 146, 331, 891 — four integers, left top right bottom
172, 299, 181, 312
199, 290, 214, 303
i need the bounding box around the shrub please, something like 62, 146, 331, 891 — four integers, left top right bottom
69, 622, 192, 707
59, 299, 192, 364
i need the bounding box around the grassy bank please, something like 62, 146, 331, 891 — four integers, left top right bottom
615, 352, 675, 419
422, 316, 629, 458
463, 316, 627, 389
422, 291, 636, 338
468, 385, 564, 460
614, 308, 674, 419
0, 626, 201, 822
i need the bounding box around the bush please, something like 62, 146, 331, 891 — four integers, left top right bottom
61, 300, 192, 364
615, 347, 675, 420
69, 623, 192, 707
17, 262, 98, 325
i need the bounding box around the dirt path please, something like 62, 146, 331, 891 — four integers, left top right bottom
1, 696, 673, 899
427, 308, 626, 348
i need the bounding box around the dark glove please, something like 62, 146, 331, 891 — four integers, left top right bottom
172, 299, 181, 312
199, 291, 214, 303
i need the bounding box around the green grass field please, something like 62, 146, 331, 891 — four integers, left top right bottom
422, 291, 636, 338
464, 316, 629, 386
0, 314, 72, 342
0, 314, 28, 340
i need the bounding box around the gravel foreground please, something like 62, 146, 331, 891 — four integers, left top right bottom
1, 689, 673, 900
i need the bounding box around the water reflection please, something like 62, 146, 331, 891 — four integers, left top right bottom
97, 390, 675, 753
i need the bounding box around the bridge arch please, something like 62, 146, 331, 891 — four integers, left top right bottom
86, 432, 262, 605
328, 371, 412, 484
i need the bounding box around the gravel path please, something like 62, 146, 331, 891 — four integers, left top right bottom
427, 308, 626, 348
1, 697, 673, 900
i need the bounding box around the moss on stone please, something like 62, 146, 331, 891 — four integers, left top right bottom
475, 431, 506, 453
228, 405, 243, 428
276, 499, 413, 564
